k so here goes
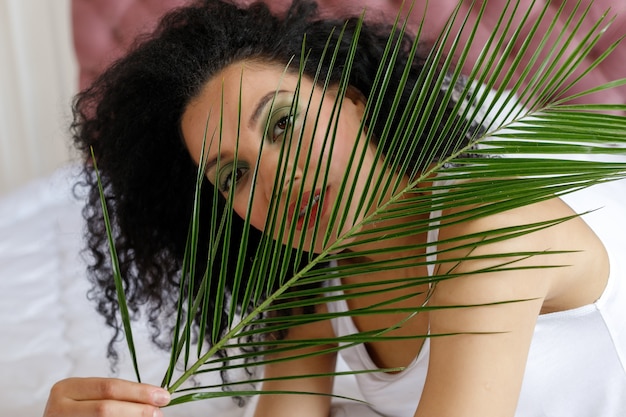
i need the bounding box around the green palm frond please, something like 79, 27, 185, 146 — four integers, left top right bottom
95, 0, 626, 406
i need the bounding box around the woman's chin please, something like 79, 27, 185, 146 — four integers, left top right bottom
278, 220, 362, 256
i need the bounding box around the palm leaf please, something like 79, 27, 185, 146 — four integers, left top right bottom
96, 0, 626, 406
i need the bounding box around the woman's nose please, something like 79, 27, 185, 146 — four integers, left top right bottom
257, 148, 301, 200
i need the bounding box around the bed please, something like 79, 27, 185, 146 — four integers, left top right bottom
0, 163, 368, 415
2, 0, 625, 415
0, 166, 237, 416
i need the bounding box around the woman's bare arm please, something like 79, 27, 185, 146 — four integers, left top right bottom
254, 316, 337, 417
415, 197, 598, 417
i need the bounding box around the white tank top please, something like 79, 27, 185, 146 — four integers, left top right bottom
326, 179, 626, 416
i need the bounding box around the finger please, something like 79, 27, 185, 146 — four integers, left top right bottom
58, 399, 163, 417
51, 378, 171, 406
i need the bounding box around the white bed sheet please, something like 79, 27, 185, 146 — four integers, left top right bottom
0, 167, 247, 416
0, 166, 362, 416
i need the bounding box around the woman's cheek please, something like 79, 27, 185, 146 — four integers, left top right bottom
300, 127, 323, 164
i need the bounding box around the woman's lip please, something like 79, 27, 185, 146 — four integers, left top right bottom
287, 188, 327, 231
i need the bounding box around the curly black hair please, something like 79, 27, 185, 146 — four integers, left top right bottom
72, 0, 476, 379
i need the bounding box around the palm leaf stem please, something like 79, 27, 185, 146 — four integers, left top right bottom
92, 148, 142, 382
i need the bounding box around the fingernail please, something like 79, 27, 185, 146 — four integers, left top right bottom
152, 389, 171, 406
153, 409, 163, 417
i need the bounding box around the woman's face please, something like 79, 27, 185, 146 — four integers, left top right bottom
181, 60, 387, 254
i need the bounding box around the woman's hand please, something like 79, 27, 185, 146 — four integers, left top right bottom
43, 377, 171, 417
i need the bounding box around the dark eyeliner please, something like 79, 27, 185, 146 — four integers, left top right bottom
217, 162, 233, 192
218, 161, 249, 193
265, 106, 290, 142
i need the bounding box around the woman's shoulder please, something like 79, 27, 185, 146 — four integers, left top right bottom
436, 194, 609, 312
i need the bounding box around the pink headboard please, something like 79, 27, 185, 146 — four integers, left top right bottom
72, 0, 625, 104
72, 0, 191, 90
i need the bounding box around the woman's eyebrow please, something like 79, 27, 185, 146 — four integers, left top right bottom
249, 89, 288, 129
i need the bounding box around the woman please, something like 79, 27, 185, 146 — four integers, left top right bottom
44, 0, 626, 416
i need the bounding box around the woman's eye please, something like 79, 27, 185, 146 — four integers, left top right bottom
218, 163, 248, 193
271, 114, 294, 142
